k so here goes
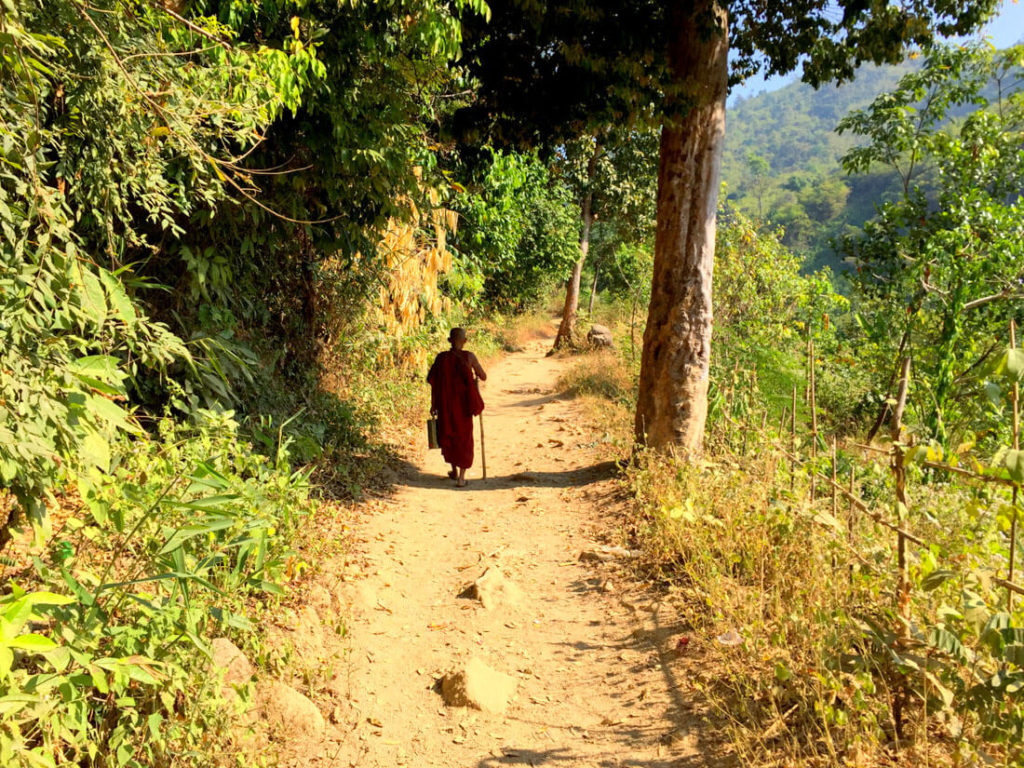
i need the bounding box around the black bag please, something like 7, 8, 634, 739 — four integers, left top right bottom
427, 415, 440, 449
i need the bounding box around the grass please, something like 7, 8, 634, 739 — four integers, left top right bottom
558, 329, 1024, 767
477, 311, 559, 356
557, 350, 634, 403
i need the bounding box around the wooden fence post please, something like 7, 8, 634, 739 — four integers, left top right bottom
810, 338, 818, 501
791, 386, 798, 494
831, 436, 838, 570
1009, 320, 1020, 611
832, 437, 838, 518
848, 463, 856, 584
891, 357, 912, 639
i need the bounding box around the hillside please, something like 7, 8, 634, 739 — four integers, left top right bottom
724, 46, 1024, 273
723, 62, 918, 272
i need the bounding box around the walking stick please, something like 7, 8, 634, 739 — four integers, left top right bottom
479, 411, 487, 480
474, 373, 487, 480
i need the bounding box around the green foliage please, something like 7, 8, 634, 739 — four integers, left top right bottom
564, 129, 658, 313
1, 411, 315, 766
457, 0, 998, 146
0, 1, 479, 762
711, 208, 848, 423
173, 0, 484, 378
838, 43, 1024, 446
449, 149, 580, 310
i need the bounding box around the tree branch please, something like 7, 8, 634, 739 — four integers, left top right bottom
963, 289, 1024, 312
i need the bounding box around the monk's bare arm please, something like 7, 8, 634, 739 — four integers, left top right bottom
468, 353, 487, 381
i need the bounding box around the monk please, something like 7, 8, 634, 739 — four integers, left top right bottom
427, 327, 486, 487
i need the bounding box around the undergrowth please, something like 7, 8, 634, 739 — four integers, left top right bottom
624, 438, 1024, 766
0, 308, 511, 766
1, 408, 316, 766
556, 351, 635, 405
559, 330, 1024, 766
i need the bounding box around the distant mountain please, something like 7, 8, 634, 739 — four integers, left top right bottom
723, 62, 918, 272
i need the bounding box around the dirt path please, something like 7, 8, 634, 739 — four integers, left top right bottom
325, 334, 725, 767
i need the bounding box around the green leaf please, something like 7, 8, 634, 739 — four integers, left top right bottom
8, 633, 57, 652
1005, 644, 1024, 667
75, 267, 107, 321
928, 626, 968, 663
79, 430, 111, 471
163, 494, 240, 512
982, 612, 1011, 653
69, 356, 124, 386
921, 569, 956, 591
99, 269, 138, 324
0, 692, 38, 716
88, 663, 109, 694
1004, 449, 1024, 484
25, 591, 75, 607
2, 597, 34, 633
157, 516, 236, 555
45, 646, 71, 673
984, 380, 1002, 407
1007, 348, 1024, 380
87, 395, 141, 435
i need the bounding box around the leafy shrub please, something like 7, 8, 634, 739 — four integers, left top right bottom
622, 416, 1024, 765
1, 410, 314, 767
449, 149, 581, 311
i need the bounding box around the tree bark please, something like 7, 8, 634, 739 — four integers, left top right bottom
553, 141, 600, 351
587, 260, 600, 315
634, 2, 728, 454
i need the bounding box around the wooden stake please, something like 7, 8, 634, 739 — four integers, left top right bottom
849, 464, 856, 584
891, 357, 912, 639
791, 386, 798, 494
831, 436, 838, 571
806, 337, 812, 405
810, 338, 818, 501
832, 437, 839, 518
1009, 320, 1020, 610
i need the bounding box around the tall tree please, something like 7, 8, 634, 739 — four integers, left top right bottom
456, 0, 998, 455
553, 137, 601, 350
551, 129, 658, 351
839, 43, 1024, 446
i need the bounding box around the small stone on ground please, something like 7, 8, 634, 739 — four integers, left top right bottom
440, 657, 517, 714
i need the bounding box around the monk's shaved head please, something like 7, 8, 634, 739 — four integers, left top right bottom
449, 327, 467, 344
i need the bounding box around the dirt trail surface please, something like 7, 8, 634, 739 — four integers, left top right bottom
319, 334, 726, 768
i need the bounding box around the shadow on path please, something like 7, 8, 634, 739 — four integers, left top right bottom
472, 615, 736, 768
394, 460, 619, 491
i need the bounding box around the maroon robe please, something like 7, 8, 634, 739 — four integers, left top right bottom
427, 350, 484, 469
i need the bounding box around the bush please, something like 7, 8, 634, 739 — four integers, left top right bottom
557, 352, 634, 405
1, 410, 315, 767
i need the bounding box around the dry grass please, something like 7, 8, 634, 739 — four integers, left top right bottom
624, 448, 893, 766
612, 433, 1024, 767
479, 312, 559, 355
557, 350, 634, 402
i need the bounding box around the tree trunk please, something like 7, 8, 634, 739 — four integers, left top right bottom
553, 141, 600, 351
634, 3, 728, 454
554, 254, 586, 350
587, 260, 600, 315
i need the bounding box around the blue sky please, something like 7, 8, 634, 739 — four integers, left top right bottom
728, 0, 1024, 105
